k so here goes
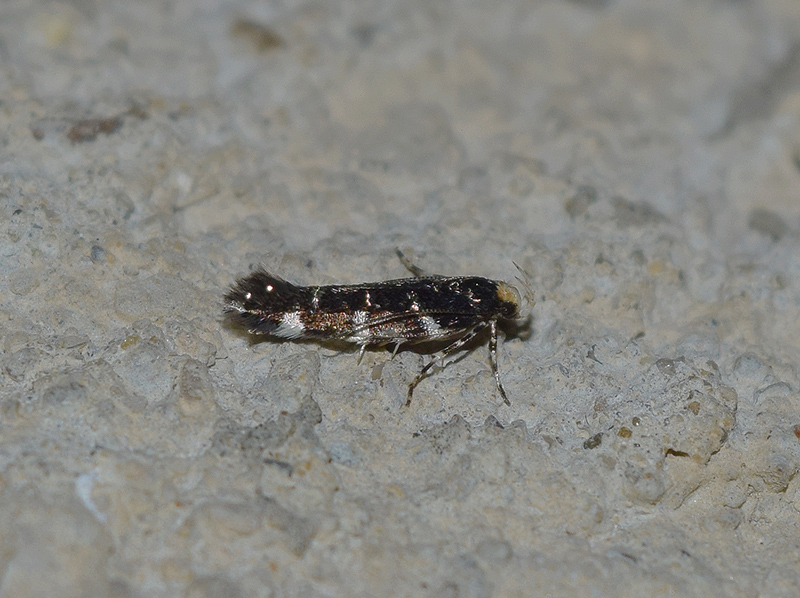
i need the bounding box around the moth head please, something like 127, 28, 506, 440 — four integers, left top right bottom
496, 282, 522, 320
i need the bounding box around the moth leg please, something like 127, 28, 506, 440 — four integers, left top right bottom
406, 323, 487, 406
489, 320, 511, 406
391, 341, 403, 359
357, 343, 368, 365
395, 248, 427, 278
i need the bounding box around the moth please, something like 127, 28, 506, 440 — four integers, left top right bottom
224, 251, 522, 406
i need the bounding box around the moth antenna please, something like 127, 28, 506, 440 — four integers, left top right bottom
512, 261, 535, 308
395, 248, 427, 277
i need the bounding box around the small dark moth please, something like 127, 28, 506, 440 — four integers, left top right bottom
224, 251, 522, 406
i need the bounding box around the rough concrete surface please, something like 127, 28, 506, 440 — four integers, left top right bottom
2, 0, 800, 596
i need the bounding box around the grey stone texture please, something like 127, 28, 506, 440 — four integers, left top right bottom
2, 0, 800, 595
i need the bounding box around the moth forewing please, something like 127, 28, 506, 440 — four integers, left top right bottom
225, 266, 522, 406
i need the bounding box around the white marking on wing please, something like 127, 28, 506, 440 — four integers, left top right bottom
421, 316, 441, 336
274, 312, 306, 339
344, 311, 382, 344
